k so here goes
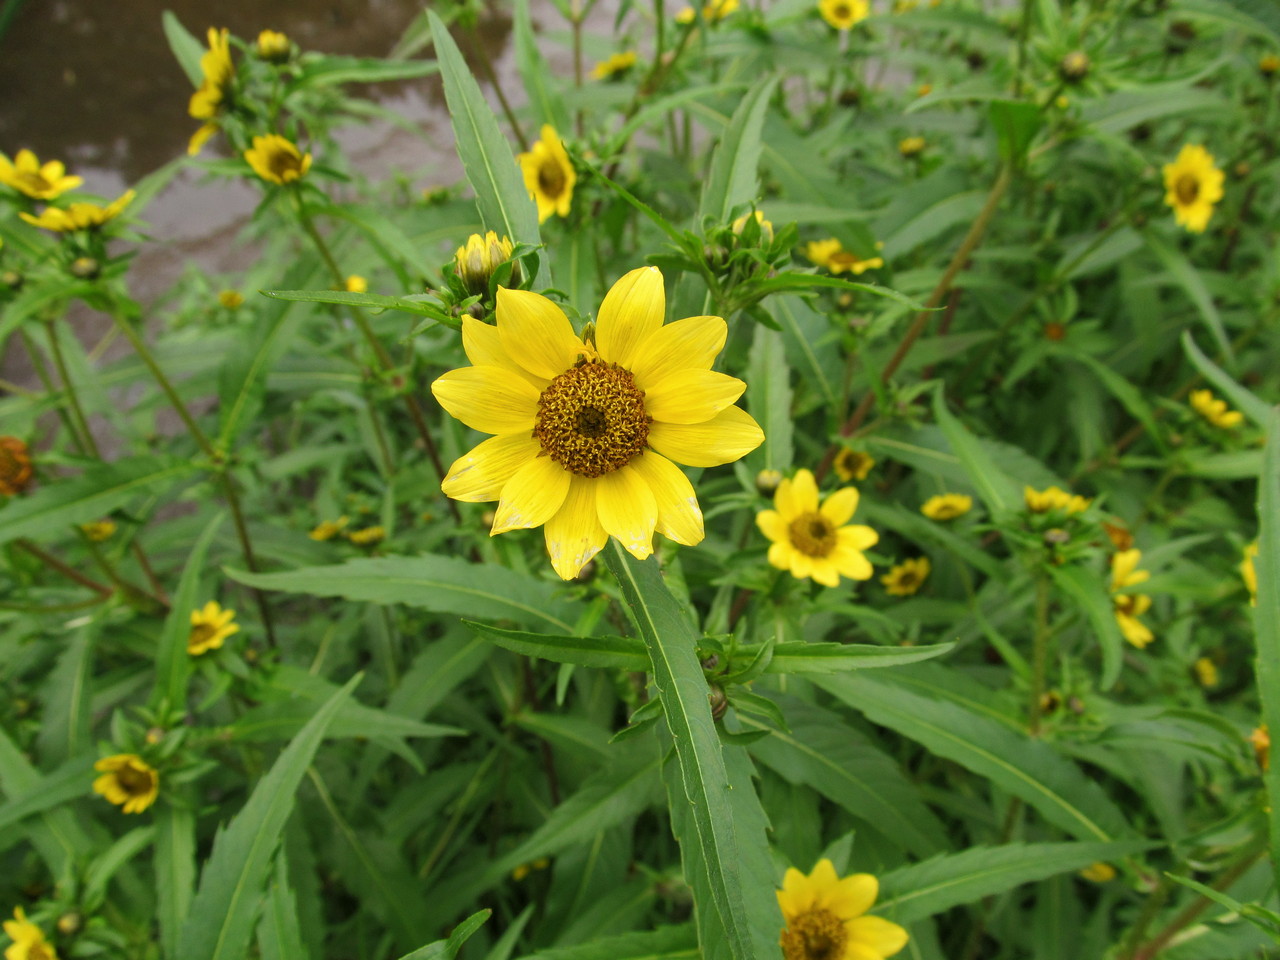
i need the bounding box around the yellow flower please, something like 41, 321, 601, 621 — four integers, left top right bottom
819, 0, 870, 30
882, 557, 929, 596
1078, 862, 1116, 883
257, 29, 291, 62
517, 125, 576, 224
917, 82, 933, 97
1110, 549, 1150, 591
804, 238, 843, 268
731, 210, 774, 243
0, 149, 82, 201
777, 859, 908, 960
455, 231, 517, 297
1194, 657, 1219, 688
348, 525, 386, 546
1251, 725, 1270, 771
1242, 541, 1258, 605
920, 493, 972, 521
4, 907, 58, 960
899, 136, 926, 157
1261, 54, 1280, 76
345, 275, 368, 293
188, 28, 235, 155
79, 520, 116, 542
1113, 593, 1153, 648
309, 516, 349, 541
676, 0, 739, 24
19, 190, 135, 233
187, 600, 239, 656
833, 449, 875, 482
92, 754, 159, 815
244, 135, 312, 185
803, 238, 883, 275
1162, 145, 1224, 234
1188, 388, 1243, 429
591, 51, 638, 80
1024, 485, 1090, 514
758, 469, 878, 587
218, 289, 245, 309
432, 266, 763, 580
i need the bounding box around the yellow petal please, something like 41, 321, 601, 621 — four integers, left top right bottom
595, 465, 658, 559
596, 266, 665, 369
810, 559, 840, 587
496, 287, 584, 379
824, 871, 878, 918
442, 433, 542, 502
838, 524, 879, 552
431, 365, 540, 435
461, 315, 548, 390
756, 508, 785, 542
492, 455, 571, 534
628, 452, 704, 545
832, 545, 874, 581
819, 486, 860, 526
647, 405, 763, 467
630, 314, 727, 389
544, 477, 607, 579
645, 368, 746, 424
789, 550, 815, 580
847, 915, 910, 956
778, 469, 820, 516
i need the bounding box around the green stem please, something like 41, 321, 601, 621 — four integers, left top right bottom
43, 319, 99, 458
17, 539, 113, 597
1029, 572, 1052, 736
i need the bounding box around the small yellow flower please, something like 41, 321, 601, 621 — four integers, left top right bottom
218, 289, 245, 309
731, 209, 774, 243
188, 600, 239, 656
345, 275, 368, 293
309, 517, 349, 541
591, 51, 638, 80
758, 469, 878, 587
803, 238, 883, 274
917, 82, 933, 97
833, 449, 875, 482
1194, 656, 1219, 688
92, 754, 159, 815
1251, 725, 1270, 771
512, 857, 550, 880
1162, 144, 1224, 234
4, 906, 58, 960
0, 437, 34, 497
1261, 54, 1280, 76
1079, 862, 1116, 883
19, 190, 135, 233
188, 27, 235, 155
433, 267, 763, 579
819, 0, 870, 30
455, 231, 518, 297
1024, 485, 1090, 515
80, 520, 116, 542
1110, 550, 1153, 647
518, 126, 576, 224
777, 858, 908, 960
257, 29, 291, 62
244, 135, 312, 185
1242, 541, 1258, 605
920, 493, 972, 521
882, 557, 930, 596
1188, 388, 1243, 429
0, 149, 83, 201
899, 136, 926, 157
1110, 549, 1150, 591
348, 525, 386, 546
676, 0, 739, 24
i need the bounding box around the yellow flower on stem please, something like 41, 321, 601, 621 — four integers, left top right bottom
187, 600, 239, 656
882, 557, 930, 596
898, 136, 926, 158
218, 289, 245, 309
0, 149, 82, 201
19, 190, 135, 233
777, 858, 908, 960
257, 29, 291, 63
92, 754, 159, 814
833, 449, 875, 482
1110, 549, 1153, 647
803, 238, 882, 274
345, 275, 368, 293
455, 231, 517, 297
80, 520, 117, 542
4, 907, 58, 960
819, 0, 870, 30
591, 51, 638, 80
432, 266, 763, 580
1162, 144, 1224, 234
188, 27, 235, 155
517, 125, 576, 224
1188, 388, 1243, 429
757, 469, 878, 587
676, 0, 739, 24
244, 135, 312, 185
1242, 541, 1258, 605
920, 493, 972, 520
1024, 485, 1090, 515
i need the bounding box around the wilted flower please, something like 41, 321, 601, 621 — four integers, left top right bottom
92, 754, 159, 814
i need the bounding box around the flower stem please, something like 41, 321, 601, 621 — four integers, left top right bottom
43, 319, 98, 457
1028, 572, 1052, 736
17, 539, 113, 597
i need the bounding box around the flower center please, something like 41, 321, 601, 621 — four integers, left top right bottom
1114, 594, 1138, 615
534, 361, 650, 477
781, 908, 848, 960
788, 512, 837, 558
189, 623, 218, 647
895, 571, 919, 589
833, 2, 851, 17
15, 171, 50, 193
1175, 173, 1199, 205
538, 156, 567, 199
269, 150, 302, 181
29, 943, 54, 960
115, 764, 152, 797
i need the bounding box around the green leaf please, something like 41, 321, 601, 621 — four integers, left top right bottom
818, 673, 1134, 841
36, 623, 97, 764
604, 543, 778, 960
1256, 409, 1280, 892
227, 555, 583, 634
0, 456, 195, 547
466, 621, 648, 669
156, 805, 197, 960
1181, 331, 1271, 428
0, 753, 96, 834
988, 100, 1043, 166
876, 841, 1153, 923
162, 11, 205, 87
284, 55, 436, 92
749, 273, 929, 310
1180, 0, 1280, 39
0, 728, 92, 874
396, 910, 492, 960
1047, 564, 1126, 691
513, 0, 570, 132
932, 388, 1018, 514
878, 184, 986, 260
428, 10, 546, 287
1062, 350, 1168, 456
261, 289, 454, 322
84, 826, 156, 909
256, 855, 310, 960
151, 513, 224, 712
699, 77, 778, 222
768, 640, 955, 674
177, 675, 360, 960
1081, 85, 1230, 134
746, 324, 793, 474
1146, 234, 1233, 366
513, 925, 698, 960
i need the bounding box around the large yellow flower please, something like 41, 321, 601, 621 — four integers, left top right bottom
757, 469, 878, 587
19, 190, 135, 233
4, 907, 58, 960
92, 754, 159, 814
1163, 145, 1223, 234
819, 0, 870, 30
188, 600, 239, 656
1111, 549, 1153, 648
777, 859, 908, 960
517, 125, 575, 224
0, 150, 82, 201
433, 267, 763, 580
188, 27, 235, 155
1189, 388, 1243, 429
244, 135, 312, 185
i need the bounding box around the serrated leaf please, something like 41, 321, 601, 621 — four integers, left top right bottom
699, 77, 777, 223
37, 623, 97, 764
256, 855, 310, 960
152, 513, 224, 712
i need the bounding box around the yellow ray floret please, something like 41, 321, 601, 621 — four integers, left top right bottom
777, 858, 908, 960
0, 149, 83, 200
92, 754, 159, 814
244, 135, 312, 185
19, 190, 136, 233
591, 51, 638, 80
1024, 485, 1090, 515
1162, 144, 1224, 234
432, 266, 763, 579
757, 469, 878, 587
921, 493, 972, 520
819, 0, 870, 30
4, 906, 59, 960
1188, 388, 1243, 429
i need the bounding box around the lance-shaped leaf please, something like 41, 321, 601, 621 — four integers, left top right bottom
1048, 563, 1126, 691
1182, 331, 1271, 428
699, 77, 778, 222
1256, 409, 1280, 891
151, 513, 224, 712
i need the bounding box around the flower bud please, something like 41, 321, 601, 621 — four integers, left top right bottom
69, 256, 100, 280
1058, 50, 1090, 82
257, 29, 292, 63
708, 685, 728, 721
755, 469, 782, 496
454, 231, 518, 298
57, 912, 82, 936
1, 270, 23, 291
